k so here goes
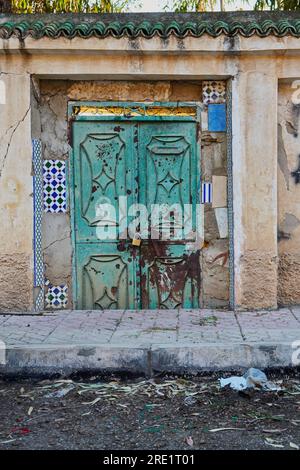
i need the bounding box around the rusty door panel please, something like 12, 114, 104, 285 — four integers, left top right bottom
73, 121, 138, 309
140, 242, 200, 309
138, 122, 200, 309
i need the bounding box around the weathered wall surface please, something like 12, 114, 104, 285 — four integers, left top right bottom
38, 79, 229, 309
1, 31, 299, 311
0, 73, 33, 311
201, 133, 229, 308
38, 82, 72, 307
40, 80, 203, 102
278, 82, 300, 306
232, 68, 278, 310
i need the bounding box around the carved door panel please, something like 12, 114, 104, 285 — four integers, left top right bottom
73, 119, 200, 310
138, 122, 200, 309
73, 121, 138, 309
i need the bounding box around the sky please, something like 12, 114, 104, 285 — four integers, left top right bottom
129, 0, 257, 12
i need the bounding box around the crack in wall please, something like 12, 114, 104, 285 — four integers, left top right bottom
43, 236, 69, 252
0, 106, 31, 180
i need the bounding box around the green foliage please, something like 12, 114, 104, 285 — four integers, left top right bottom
169, 0, 216, 12
5, 0, 300, 15
11, 0, 133, 13
254, 0, 300, 9
170, 0, 300, 11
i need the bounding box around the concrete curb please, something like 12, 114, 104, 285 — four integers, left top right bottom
0, 341, 296, 377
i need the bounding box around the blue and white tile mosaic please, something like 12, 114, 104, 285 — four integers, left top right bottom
201, 182, 212, 204
32, 139, 44, 311
45, 283, 68, 309
202, 81, 226, 105
35, 288, 45, 312
43, 160, 67, 213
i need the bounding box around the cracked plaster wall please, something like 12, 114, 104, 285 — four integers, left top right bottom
278, 82, 300, 306
201, 133, 229, 308
0, 73, 33, 311
38, 79, 229, 309
38, 81, 72, 307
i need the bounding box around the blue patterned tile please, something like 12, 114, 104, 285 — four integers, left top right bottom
203, 80, 226, 105
35, 288, 45, 311
32, 139, 44, 311
43, 160, 67, 213
45, 283, 68, 309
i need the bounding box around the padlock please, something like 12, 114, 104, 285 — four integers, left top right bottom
132, 233, 141, 247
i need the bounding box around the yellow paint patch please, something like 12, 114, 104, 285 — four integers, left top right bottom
73, 105, 197, 118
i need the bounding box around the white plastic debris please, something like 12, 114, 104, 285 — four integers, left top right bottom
245, 368, 282, 391
219, 376, 248, 391
45, 384, 75, 398
220, 368, 282, 392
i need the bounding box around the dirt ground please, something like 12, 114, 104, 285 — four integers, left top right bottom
0, 370, 299, 450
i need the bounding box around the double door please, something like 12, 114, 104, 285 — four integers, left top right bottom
72, 118, 200, 309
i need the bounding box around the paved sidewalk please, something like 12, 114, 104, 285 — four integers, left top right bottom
0, 308, 300, 376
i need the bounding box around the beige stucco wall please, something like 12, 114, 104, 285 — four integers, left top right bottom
1, 34, 300, 311
0, 73, 33, 311
278, 81, 300, 306
232, 68, 278, 310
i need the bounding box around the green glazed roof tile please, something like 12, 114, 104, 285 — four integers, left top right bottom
0, 12, 300, 40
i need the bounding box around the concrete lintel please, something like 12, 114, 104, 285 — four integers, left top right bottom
2, 35, 300, 55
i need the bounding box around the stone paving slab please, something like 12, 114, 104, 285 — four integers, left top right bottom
291, 306, 300, 322
0, 308, 299, 376
236, 309, 300, 342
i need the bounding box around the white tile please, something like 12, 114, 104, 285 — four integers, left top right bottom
215, 207, 228, 239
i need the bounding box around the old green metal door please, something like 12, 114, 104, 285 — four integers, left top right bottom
138, 122, 200, 309
73, 116, 200, 309
73, 121, 138, 309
